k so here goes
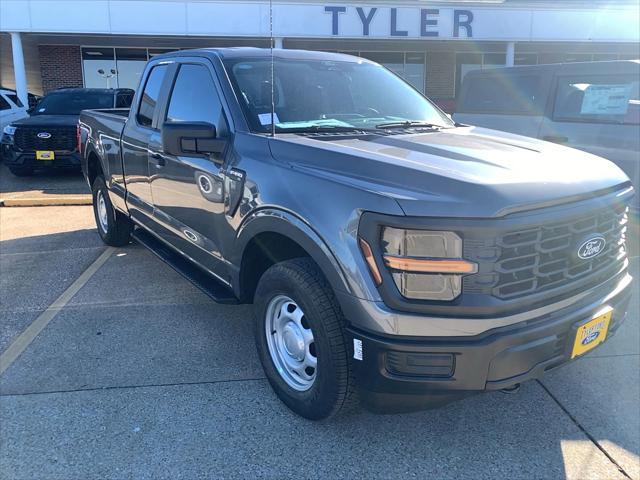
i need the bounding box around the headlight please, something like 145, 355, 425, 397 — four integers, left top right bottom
379, 228, 477, 301
3, 125, 16, 136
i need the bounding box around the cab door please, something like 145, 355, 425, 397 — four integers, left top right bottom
121, 62, 173, 227
148, 60, 234, 278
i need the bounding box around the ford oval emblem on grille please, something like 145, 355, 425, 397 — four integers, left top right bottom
582, 330, 600, 345
578, 235, 606, 260
37, 132, 51, 139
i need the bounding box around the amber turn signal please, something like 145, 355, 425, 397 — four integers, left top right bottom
383, 256, 478, 274
358, 238, 383, 286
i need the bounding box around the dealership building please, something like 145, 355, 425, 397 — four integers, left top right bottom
1, 0, 639, 110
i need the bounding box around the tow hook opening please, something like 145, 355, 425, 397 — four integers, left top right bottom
500, 383, 521, 394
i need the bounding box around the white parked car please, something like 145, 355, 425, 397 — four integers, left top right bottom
0, 88, 29, 145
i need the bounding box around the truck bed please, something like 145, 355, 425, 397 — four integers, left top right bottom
79, 108, 130, 200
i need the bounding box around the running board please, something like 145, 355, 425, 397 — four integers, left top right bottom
132, 228, 239, 305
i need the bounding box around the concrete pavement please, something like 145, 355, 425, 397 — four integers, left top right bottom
0, 205, 638, 479
0, 163, 91, 206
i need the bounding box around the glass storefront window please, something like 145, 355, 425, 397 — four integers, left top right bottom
82, 48, 117, 89
115, 48, 148, 90
483, 53, 507, 68
515, 53, 538, 65
359, 52, 425, 93
82, 47, 176, 90
148, 48, 179, 58
405, 53, 426, 93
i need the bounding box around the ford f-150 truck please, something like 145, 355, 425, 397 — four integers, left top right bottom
79, 48, 634, 420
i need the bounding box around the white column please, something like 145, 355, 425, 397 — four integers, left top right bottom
10, 33, 28, 108
506, 42, 515, 67
273, 37, 284, 49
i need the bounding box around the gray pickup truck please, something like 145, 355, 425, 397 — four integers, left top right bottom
79, 48, 634, 420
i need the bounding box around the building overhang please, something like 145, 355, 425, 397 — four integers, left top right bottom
1, 0, 639, 43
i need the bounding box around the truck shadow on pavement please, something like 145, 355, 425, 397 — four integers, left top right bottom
0, 162, 89, 197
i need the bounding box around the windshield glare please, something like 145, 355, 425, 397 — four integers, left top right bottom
33, 92, 114, 115
224, 57, 453, 132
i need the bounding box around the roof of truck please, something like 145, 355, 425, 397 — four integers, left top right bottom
155, 47, 369, 63
49, 87, 134, 94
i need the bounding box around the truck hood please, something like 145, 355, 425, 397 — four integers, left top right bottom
10, 114, 79, 127
269, 125, 632, 218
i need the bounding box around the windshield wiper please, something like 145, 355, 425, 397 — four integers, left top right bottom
375, 120, 447, 129
276, 125, 374, 134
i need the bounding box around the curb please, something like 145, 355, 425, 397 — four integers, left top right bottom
0, 195, 92, 207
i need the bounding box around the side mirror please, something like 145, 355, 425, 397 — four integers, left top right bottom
161, 121, 226, 157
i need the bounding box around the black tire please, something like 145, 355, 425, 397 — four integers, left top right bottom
254, 258, 356, 420
92, 176, 132, 247
8, 165, 33, 177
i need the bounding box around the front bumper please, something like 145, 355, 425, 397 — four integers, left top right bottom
1, 144, 81, 169
345, 272, 632, 413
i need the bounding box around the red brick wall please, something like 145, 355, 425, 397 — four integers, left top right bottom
39, 45, 83, 93
426, 51, 456, 101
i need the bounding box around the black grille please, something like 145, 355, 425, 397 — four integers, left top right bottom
464, 205, 628, 300
14, 126, 76, 151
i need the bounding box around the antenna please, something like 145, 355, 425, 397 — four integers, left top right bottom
269, 0, 276, 137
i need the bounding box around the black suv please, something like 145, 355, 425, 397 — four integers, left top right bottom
2, 88, 133, 176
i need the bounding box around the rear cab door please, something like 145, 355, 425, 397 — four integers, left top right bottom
148, 56, 237, 280
121, 60, 174, 227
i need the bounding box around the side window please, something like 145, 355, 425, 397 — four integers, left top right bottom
116, 91, 133, 108
459, 74, 543, 115
166, 64, 228, 137
0, 96, 10, 111
553, 74, 639, 125
137, 65, 168, 128
6, 94, 23, 108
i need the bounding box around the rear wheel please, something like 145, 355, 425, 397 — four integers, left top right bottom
92, 176, 132, 247
8, 165, 33, 177
254, 258, 356, 420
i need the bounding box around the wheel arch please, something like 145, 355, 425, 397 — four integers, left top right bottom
233, 209, 352, 303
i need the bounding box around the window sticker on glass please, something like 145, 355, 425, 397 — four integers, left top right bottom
580, 84, 633, 116
258, 112, 280, 126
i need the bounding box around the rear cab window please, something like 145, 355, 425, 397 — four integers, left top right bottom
137, 64, 169, 128
553, 74, 639, 125
458, 73, 545, 115
0, 95, 10, 111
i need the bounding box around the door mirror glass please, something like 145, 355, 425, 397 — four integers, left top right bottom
161, 121, 226, 157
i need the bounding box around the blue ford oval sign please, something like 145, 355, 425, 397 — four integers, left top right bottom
578, 236, 606, 260
37, 132, 51, 139
582, 330, 600, 345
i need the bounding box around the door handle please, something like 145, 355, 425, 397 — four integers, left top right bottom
543, 135, 569, 144
150, 152, 165, 167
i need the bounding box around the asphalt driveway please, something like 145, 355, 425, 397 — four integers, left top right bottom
0, 205, 638, 479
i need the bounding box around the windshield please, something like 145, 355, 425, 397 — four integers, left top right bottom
223, 57, 453, 132
33, 92, 114, 115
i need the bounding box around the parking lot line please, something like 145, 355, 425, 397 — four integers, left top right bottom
0, 246, 115, 376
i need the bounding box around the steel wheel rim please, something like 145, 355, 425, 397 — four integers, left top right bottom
265, 295, 317, 391
97, 190, 109, 233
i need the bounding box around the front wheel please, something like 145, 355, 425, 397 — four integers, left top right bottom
254, 258, 356, 420
92, 176, 132, 247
